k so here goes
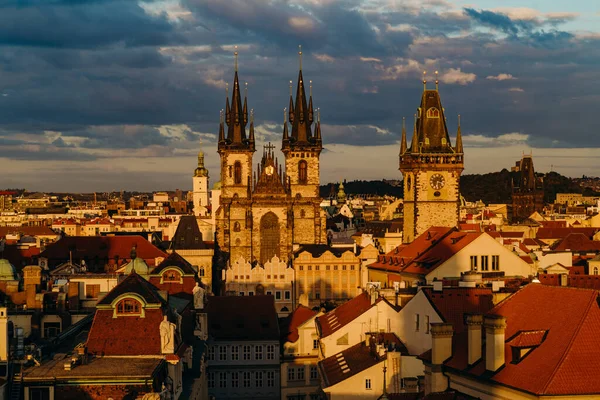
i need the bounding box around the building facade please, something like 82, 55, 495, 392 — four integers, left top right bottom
399, 80, 464, 243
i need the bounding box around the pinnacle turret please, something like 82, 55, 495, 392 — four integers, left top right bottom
455, 114, 463, 153
400, 117, 407, 155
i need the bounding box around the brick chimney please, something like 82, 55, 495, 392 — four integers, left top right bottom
465, 314, 483, 365
428, 323, 453, 394
484, 315, 507, 372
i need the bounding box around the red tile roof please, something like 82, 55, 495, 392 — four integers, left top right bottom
539, 221, 568, 229
551, 233, 600, 252
369, 227, 482, 276
40, 236, 166, 268
421, 287, 495, 334
316, 292, 374, 338
0, 226, 57, 239
281, 305, 318, 343
444, 284, 600, 396
537, 227, 599, 240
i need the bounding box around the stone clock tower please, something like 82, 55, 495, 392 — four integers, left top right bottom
399, 77, 464, 243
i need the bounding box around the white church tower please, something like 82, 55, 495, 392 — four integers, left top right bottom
193, 144, 210, 217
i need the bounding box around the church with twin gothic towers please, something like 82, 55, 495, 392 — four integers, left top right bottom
214, 51, 327, 271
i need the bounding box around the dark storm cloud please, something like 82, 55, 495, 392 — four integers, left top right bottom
464, 8, 534, 36
0, 1, 179, 49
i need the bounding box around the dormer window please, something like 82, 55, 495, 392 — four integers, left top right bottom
427, 107, 440, 118
161, 268, 183, 284
116, 298, 142, 316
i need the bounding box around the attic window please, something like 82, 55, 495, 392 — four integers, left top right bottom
427, 107, 440, 118
162, 269, 182, 283
508, 330, 548, 364
116, 299, 141, 316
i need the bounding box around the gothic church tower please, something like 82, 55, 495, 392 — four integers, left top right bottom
282, 48, 326, 246
400, 74, 464, 243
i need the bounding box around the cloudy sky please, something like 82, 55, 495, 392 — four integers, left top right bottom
0, 0, 599, 192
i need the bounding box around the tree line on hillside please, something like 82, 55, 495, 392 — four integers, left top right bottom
321, 171, 600, 205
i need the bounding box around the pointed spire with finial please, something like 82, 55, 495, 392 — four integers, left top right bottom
223, 45, 251, 148
282, 107, 289, 142
308, 79, 314, 124
249, 109, 255, 150
400, 116, 407, 155
455, 114, 463, 153
291, 45, 311, 143
225, 83, 230, 125
243, 82, 248, 126
288, 80, 295, 125
218, 109, 225, 143
435, 70, 439, 91
423, 70, 427, 91
411, 114, 419, 153
315, 107, 322, 142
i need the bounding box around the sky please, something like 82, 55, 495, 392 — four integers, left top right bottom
0, 0, 599, 192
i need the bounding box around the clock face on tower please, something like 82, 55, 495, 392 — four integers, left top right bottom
429, 173, 445, 190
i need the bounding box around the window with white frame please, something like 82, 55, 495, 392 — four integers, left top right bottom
231, 345, 239, 361
256, 371, 263, 387
219, 345, 227, 361
492, 255, 500, 271
219, 372, 227, 388
288, 366, 295, 382
243, 345, 251, 360
208, 346, 215, 361
481, 255, 489, 271
365, 378, 372, 390
285, 290, 291, 300
470, 255, 478, 270
275, 291, 282, 300
267, 344, 275, 360
208, 372, 215, 388
310, 365, 318, 380
313, 339, 319, 349
267, 371, 275, 387
243, 371, 251, 388
230, 371, 239, 388
297, 366, 305, 381
255, 345, 263, 360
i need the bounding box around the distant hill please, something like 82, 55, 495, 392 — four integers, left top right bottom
322, 171, 600, 205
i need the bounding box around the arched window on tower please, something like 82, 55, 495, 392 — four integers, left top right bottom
594, 267, 598, 275
260, 212, 280, 264
234, 161, 242, 184
427, 107, 440, 118
299, 160, 308, 184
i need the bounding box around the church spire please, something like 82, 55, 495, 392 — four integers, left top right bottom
218, 109, 225, 143
400, 116, 407, 155
455, 114, 463, 153
220, 47, 253, 152
288, 80, 295, 125
194, 137, 209, 178
410, 114, 419, 153
314, 107, 322, 143
249, 109, 256, 151
282, 107, 289, 143
308, 80, 314, 124
291, 46, 311, 144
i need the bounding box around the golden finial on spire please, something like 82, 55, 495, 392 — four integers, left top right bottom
298, 44, 303, 70
250, 108, 254, 123
225, 82, 229, 96
234, 45, 239, 72
403, 116, 406, 128
309, 80, 313, 97
435, 70, 439, 91
220, 109, 223, 123
284, 107, 287, 123
289, 80, 293, 96
317, 107, 320, 123
245, 82, 248, 97
423, 70, 427, 91
458, 114, 461, 126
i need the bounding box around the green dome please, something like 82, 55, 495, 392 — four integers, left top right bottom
124, 257, 149, 275
0, 259, 17, 280
213, 181, 222, 190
